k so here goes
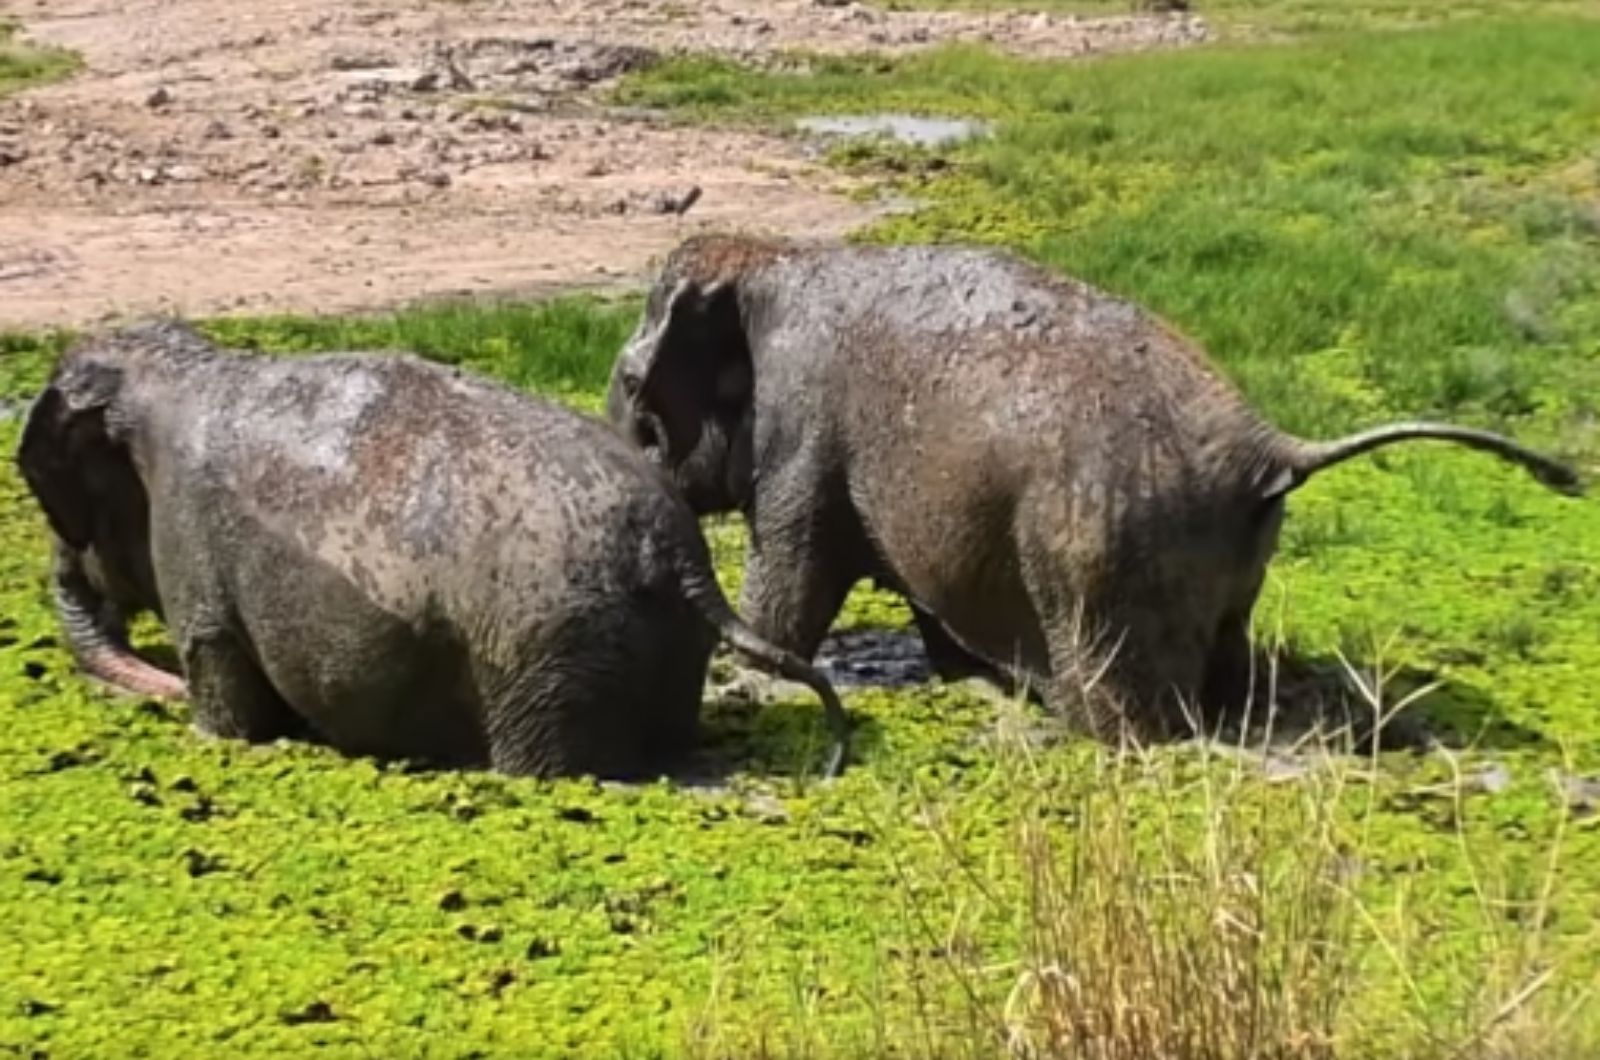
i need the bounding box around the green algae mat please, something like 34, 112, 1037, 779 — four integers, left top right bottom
6, 14, 1600, 1059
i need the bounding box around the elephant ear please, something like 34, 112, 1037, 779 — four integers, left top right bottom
16, 365, 122, 550
634, 277, 753, 464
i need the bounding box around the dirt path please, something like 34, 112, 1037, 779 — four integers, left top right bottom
0, 0, 1206, 329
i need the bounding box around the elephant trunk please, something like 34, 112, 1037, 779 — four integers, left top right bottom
51, 543, 186, 699
676, 558, 851, 777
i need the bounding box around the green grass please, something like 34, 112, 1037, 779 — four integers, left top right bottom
0, 21, 77, 97
8, 12, 1600, 1059
872, 0, 1600, 37
200, 296, 642, 415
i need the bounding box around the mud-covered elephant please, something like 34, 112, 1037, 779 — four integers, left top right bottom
605, 234, 1581, 740
17, 321, 849, 777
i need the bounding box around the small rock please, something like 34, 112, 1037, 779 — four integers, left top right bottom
330, 52, 395, 72
1262, 755, 1309, 783
1468, 762, 1512, 795
743, 792, 789, 825
145, 86, 172, 108
201, 120, 233, 141
0, 141, 27, 167
369, 129, 396, 146
651, 184, 702, 216
438, 889, 467, 912
1558, 772, 1600, 818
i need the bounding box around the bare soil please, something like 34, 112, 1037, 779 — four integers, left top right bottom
0, 0, 1206, 329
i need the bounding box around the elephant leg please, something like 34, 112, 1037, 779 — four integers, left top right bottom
738, 546, 856, 662
477, 611, 712, 780
181, 627, 300, 742
1201, 612, 1256, 723
907, 601, 1008, 686
738, 490, 865, 661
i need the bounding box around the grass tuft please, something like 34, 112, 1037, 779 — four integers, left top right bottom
0, 21, 78, 97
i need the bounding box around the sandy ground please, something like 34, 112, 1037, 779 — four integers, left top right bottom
0, 0, 1206, 329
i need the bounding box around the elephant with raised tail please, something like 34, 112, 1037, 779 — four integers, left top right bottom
606, 234, 1583, 740
17, 321, 850, 778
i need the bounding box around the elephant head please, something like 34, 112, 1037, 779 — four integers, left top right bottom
607, 273, 757, 516
17, 343, 184, 698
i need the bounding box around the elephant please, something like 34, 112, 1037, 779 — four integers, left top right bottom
17, 320, 849, 778
605, 234, 1582, 740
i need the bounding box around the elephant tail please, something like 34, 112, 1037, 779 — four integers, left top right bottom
1271, 422, 1583, 498
677, 563, 851, 778
52, 543, 187, 700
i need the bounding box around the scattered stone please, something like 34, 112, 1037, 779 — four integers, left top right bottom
330, 52, 395, 72
201, 120, 233, 140
438, 889, 468, 912
651, 184, 702, 216
1467, 762, 1512, 795
145, 86, 172, 109
743, 792, 790, 825
1558, 772, 1600, 818
0, 141, 27, 167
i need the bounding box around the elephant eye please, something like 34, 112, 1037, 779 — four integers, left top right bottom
621, 372, 641, 400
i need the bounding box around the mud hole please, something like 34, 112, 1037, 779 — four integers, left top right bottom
0, 0, 1206, 328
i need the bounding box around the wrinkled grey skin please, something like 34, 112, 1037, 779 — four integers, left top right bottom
607, 235, 1583, 740
18, 321, 849, 777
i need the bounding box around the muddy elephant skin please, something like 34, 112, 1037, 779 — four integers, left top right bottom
606, 235, 1581, 740
18, 321, 848, 777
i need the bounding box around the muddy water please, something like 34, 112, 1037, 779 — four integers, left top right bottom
796, 113, 990, 149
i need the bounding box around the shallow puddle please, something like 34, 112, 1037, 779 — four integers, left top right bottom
796, 113, 989, 149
